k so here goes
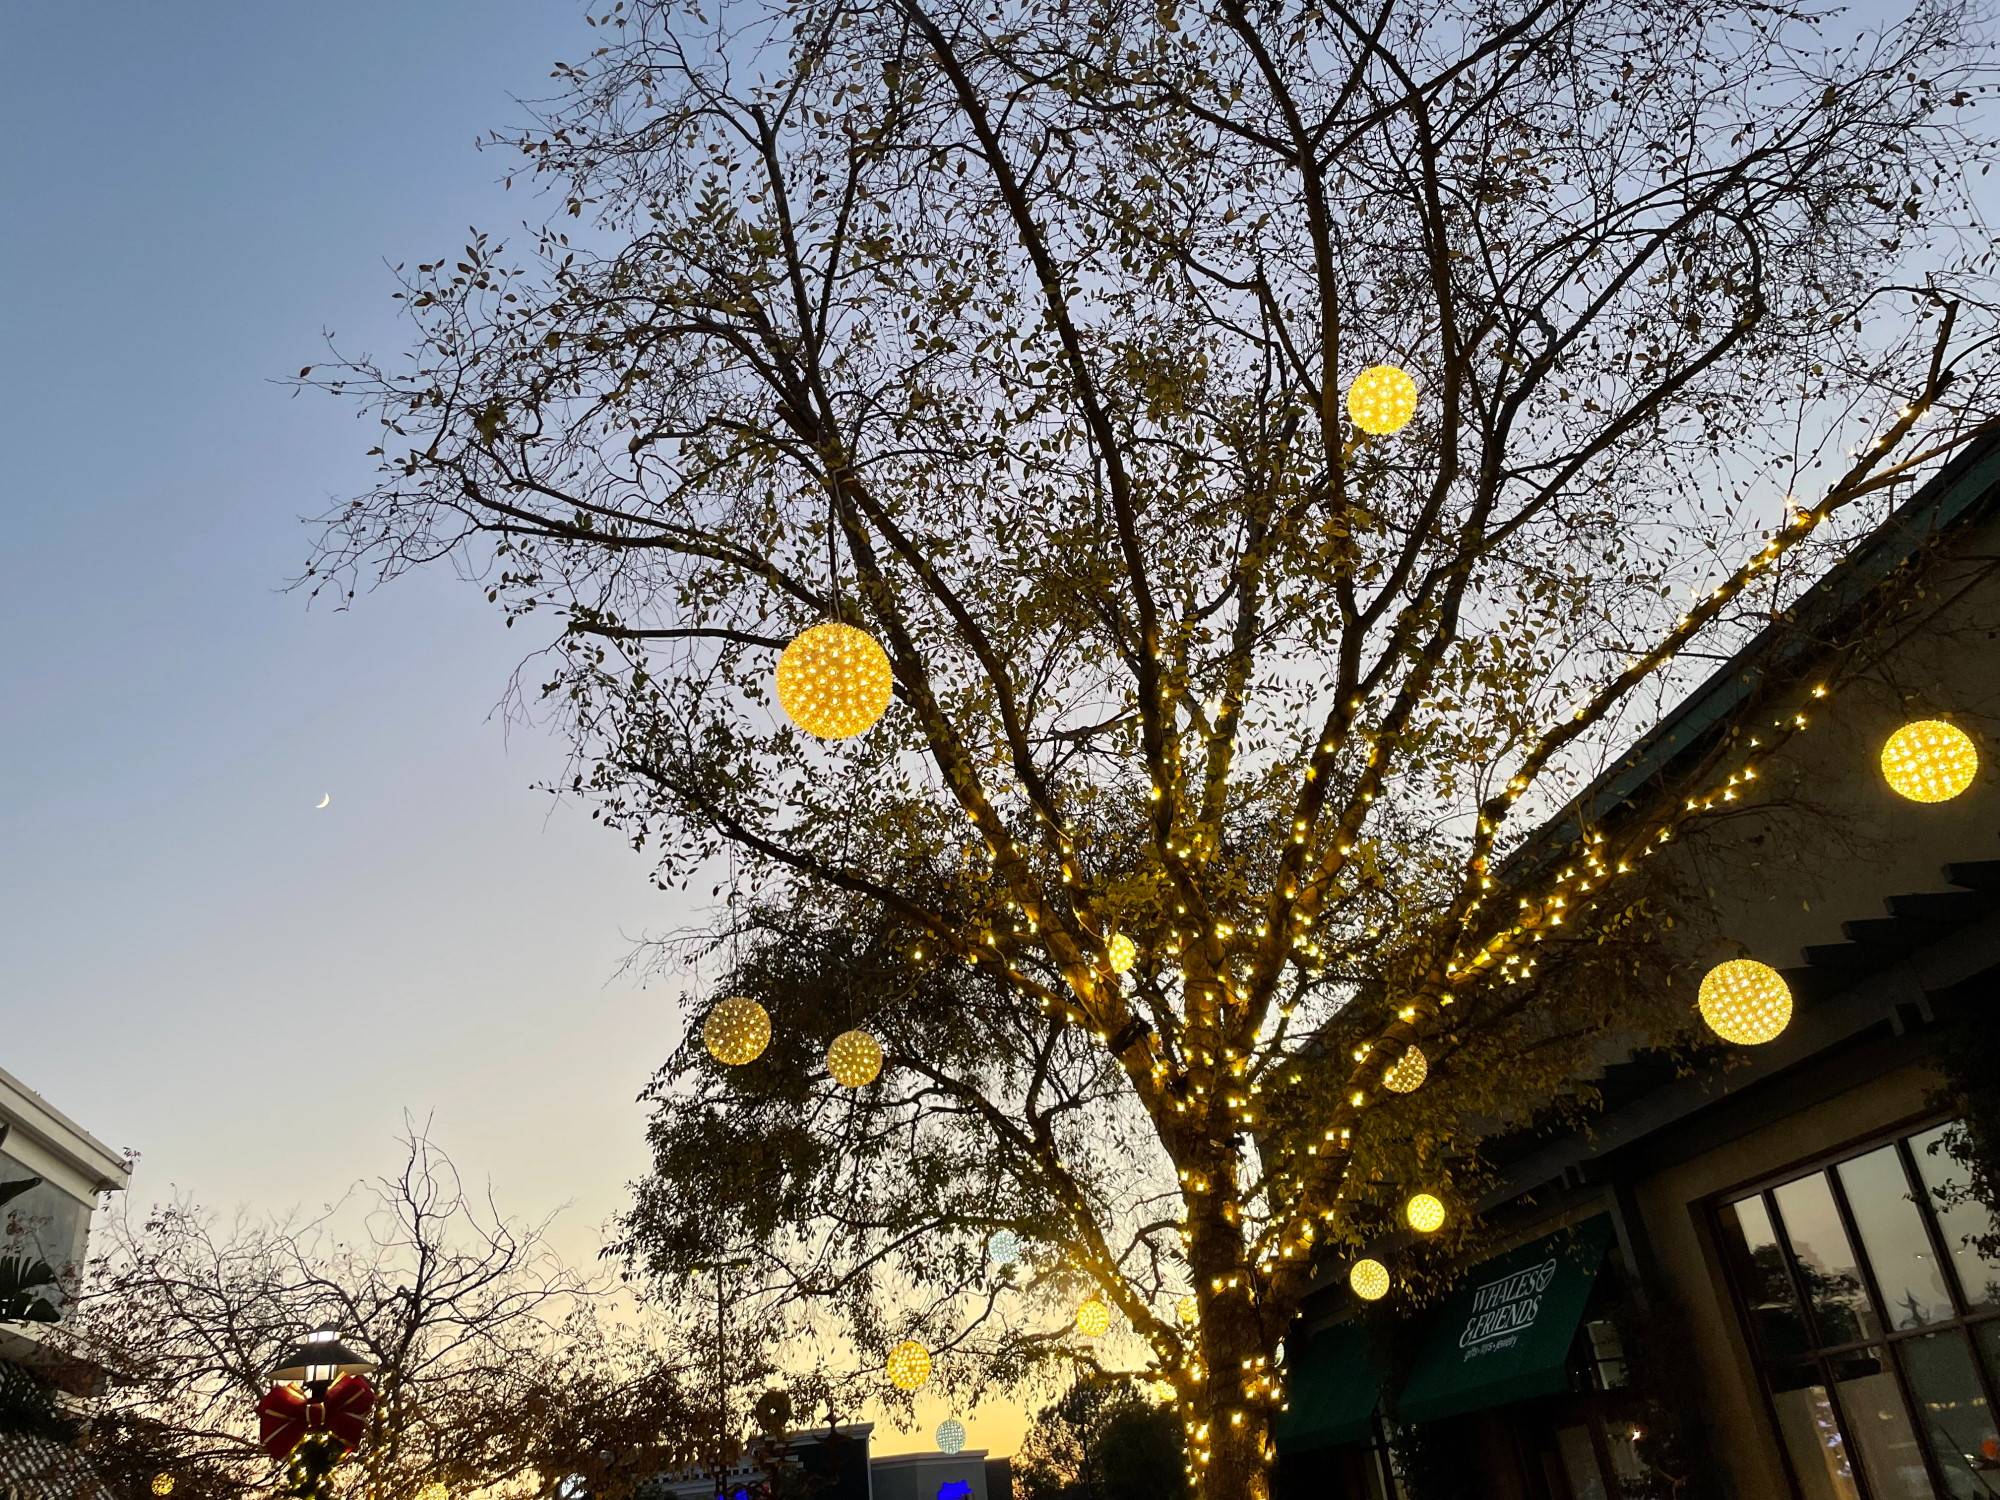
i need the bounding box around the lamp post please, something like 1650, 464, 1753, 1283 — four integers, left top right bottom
258, 1325, 378, 1500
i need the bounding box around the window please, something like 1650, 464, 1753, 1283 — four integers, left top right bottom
1715, 1120, 2000, 1500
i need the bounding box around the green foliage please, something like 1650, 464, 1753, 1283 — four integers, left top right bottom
1925, 1008, 2000, 1262
0, 1124, 62, 1326
1015, 1381, 1188, 1500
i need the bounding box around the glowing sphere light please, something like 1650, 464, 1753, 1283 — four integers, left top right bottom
1383, 1045, 1428, 1094
1405, 1194, 1447, 1235
703, 996, 771, 1067
936, 1419, 967, 1455
1881, 720, 1979, 803
987, 1230, 1021, 1267
1698, 959, 1792, 1046
1075, 1297, 1111, 1338
828, 1029, 884, 1088
775, 622, 894, 739
886, 1340, 932, 1391
1349, 1259, 1390, 1302
1346, 365, 1419, 436
1107, 933, 1138, 974
150, 1478, 175, 1498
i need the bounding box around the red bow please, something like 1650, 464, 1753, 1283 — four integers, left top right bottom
257, 1375, 376, 1462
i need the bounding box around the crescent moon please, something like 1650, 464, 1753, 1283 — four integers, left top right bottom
315, 793, 331, 810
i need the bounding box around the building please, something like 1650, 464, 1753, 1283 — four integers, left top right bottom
1, 1065, 132, 1500
649, 1422, 1010, 1500
1273, 431, 2000, 1499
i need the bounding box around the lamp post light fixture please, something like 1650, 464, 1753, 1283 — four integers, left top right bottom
269, 1325, 376, 1395
258, 1325, 378, 1500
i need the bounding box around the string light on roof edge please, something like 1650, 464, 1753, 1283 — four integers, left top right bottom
885, 1340, 932, 1391
827, 1029, 884, 1088
1881, 719, 1979, 803
775, 621, 894, 738
1697, 958, 1792, 1046
703, 996, 771, 1066
1348, 1259, 1390, 1302
1382, 1045, 1428, 1094
1346, 365, 1419, 436
1404, 1194, 1447, 1235
1075, 1297, 1112, 1338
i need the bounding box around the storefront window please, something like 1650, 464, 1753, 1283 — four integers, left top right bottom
1715, 1120, 2000, 1500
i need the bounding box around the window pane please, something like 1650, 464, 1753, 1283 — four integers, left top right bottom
1554, 1426, 1606, 1500
1775, 1175, 1883, 1344
1718, 1194, 1812, 1358
1898, 1330, 1999, 1498
1911, 1126, 2000, 1313
1830, 1348, 1931, 1499
1769, 1366, 1862, 1500
1838, 1145, 1954, 1328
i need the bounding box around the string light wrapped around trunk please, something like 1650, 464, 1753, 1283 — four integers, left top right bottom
1346, 365, 1419, 435
1880, 719, 1979, 803
827, 1029, 884, 1088
885, 1340, 932, 1391
1382, 1045, 1428, 1094
1349, 1259, 1390, 1301
1404, 1194, 1447, 1234
1698, 959, 1793, 1045
775, 622, 894, 739
702, 996, 771, 1066
1075, 1297, 1111, 1338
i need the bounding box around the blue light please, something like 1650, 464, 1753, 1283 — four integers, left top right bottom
938, 1483, 973, 1500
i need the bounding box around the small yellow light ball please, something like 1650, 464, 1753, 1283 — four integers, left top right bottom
1075, 1297, 1112, 1338
151, 1477, 175, 1498
885, 1340, 932, 1391
775, 621, 894, 739
1176, 1294, 1198, 1326
1698, 958, 1792, 1045
1107, 933, 1138, 974
702, 995, 771, 1067
1346, 365, 1419, 436
1405, 1194, 1447, 1235
1881, 719, 1979, 804
1349, 1259, 1390, 1302
1382, 1046, 1427, 1094
827, 1029, 884, 1088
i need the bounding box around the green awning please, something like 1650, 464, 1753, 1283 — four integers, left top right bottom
1394, 1216, 1613, 1426
1274, 1320, 1381, 1452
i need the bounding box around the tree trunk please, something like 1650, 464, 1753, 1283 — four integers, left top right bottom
1187, 1396, 1276, 1500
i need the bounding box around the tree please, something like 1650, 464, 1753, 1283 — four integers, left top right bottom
301, 1, 2000, 1495
1016, 1380, 1189, 1500
1, 1124, 63, 1326
56, 1129, 702, 1500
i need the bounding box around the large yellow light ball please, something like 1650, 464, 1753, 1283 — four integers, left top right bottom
1382, 1045, 1427, 1094
1349, 1259, 1390, 1302
1075, 1297, 1112, 1338
1698, 958, 1792, 1046
1346, 365, 1419, 436
1405, 1194, 1447, 1235
775, 621, 894, 739
885, 1340, 932, 1391
827, 1029, 884, 1088
150, 1477, 174, 1498
1881, 719, 1979, 803
1107, 933, 1138, 974
702, 995, 771, 1066
1176, 1294, 1198, 1326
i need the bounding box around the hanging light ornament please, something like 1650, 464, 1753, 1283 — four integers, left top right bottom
936, 1419, 967, 1455
1349, 1259, 1391, 1302
1176, 1295, 1199, 1326
150, 1478, 175, 1498
987, 1230, 1021, 1268
1404, 1194, 1447, 1235
1698, 959, 1793, 1046
1106, 933, 1138, 974
1880, 720, 1979, 803
885, 1340, 932, 1391
827, 1029, 884, 1088
1382, 1045, 1428, 1094
702, 996, 771, 1067
775, 621, 895, 739
1345, 365, 1419, 436
1075, 1297, 1112, 1338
